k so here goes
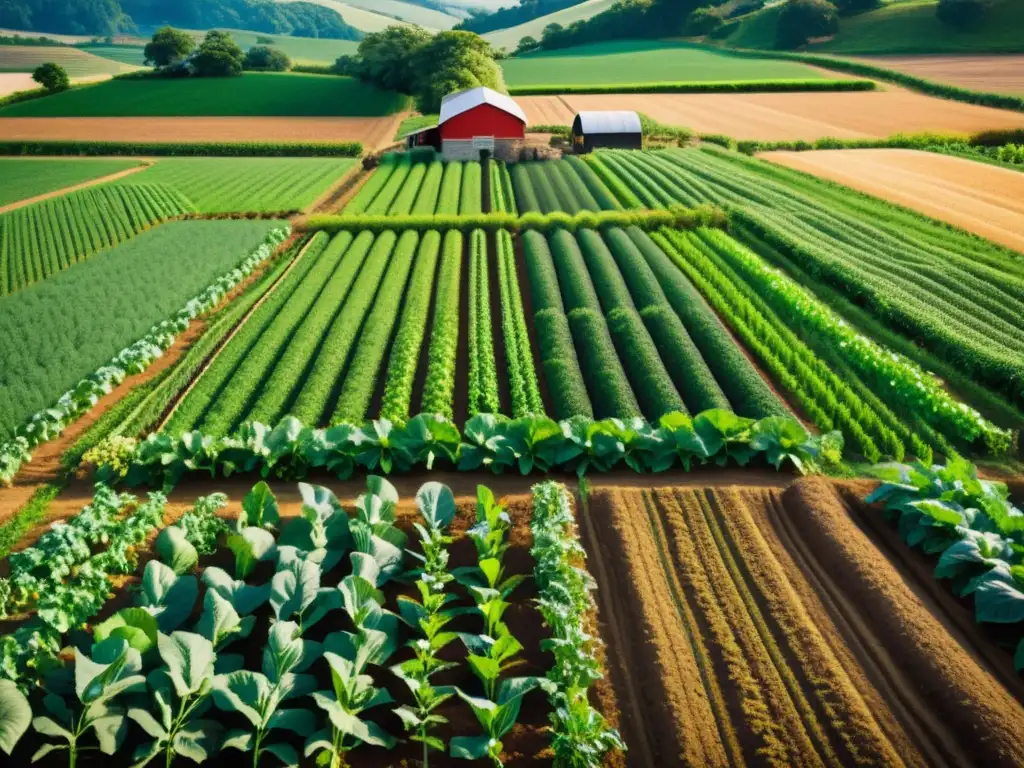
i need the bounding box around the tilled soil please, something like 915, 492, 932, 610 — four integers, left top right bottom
582, 479, 1024, 767
762, 148, 1024, 252
850, 55, 1024, 96
518, 87, 1024, 140
0, 115, 405, 150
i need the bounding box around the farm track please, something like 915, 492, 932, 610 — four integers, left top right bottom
582, 481, 1024, 767
0, 162, 153, 214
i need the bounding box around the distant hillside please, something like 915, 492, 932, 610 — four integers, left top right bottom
459, 0, 589, 35
716, 0, 1024, 53
281, 0, 418, 32
484, 0, 618, 50
342, 0, 461, 28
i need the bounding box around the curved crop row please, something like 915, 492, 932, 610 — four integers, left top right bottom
510, 163, 540, 214
435, 161, 463, 216
467, 229, 500, 415
420, 230, 463, 419
565, 155, 621, 211
581, 154, 643, 209
496, 230, 543, 417
332, 230, 420, 423
290, 231, 397, 425
379, 231, 442, 422
411, 160, 444, 215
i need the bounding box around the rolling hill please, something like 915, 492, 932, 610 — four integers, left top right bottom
0, 45, 142, 76
277, 0, 416, 32
484, 0, 618, 50
342, 0, 461, 28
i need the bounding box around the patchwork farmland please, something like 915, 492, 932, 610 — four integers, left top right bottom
0, 68, 1023, 768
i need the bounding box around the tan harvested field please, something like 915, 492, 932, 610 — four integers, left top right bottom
582, 480, 1024, 767
852, 54, 1024, 95
518, 87, 1024, 140
0, 72, 34, 97
763, 148, 1024, 252
0, 114, 403, 149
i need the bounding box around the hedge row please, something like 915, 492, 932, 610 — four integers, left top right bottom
735, 128, 1024, 155
0, 140, 364, 157
302, 206, 726, 234
507, 79, 874, 96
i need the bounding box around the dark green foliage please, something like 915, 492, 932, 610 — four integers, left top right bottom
421, 230, 462, 419
32, 62, 69, 92
937, 0, 987, 28
548, 228, 601, 313
564, 156, 620, 211
626, 227, 790, 420
776, 0, 840, 49
510, 163, 541, 214
687, 6, 724, 34
523, 229, 564, 313
243, 45, 291, 72
191, 30, 245, 77
605, 307, 685, 418
575, 228, 635, 311
144, 26, 194, 67
566, 307, 641, 419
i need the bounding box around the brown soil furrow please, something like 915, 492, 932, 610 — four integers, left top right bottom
0, 163, 152, 214
668, 488, 819, 766
777, 478, 1024, 766
710, 487, 914, 767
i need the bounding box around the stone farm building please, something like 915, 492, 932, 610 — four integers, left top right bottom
405, 86, 527, 161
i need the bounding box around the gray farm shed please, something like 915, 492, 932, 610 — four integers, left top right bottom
571, 111, 642, 153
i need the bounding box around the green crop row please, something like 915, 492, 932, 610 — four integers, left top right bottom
510, 163, 540, 213
242, 232, 368, 427
492, 161, 518, 215
332, 231, 419, 424
1, 183, 194, 296
468, 230, 500, 416
379, 232, 442, 423
581, 154, 643, 209
411, 160, 444, 215
435, 161, 463, 216
460, 161, 483, 216
527, 162, 561, 214
565, 156, 620, 210
366, 157, 413, 216
496, 230, 544, 417
420, 231, 463, 420
344, 163, 396, 216
549, 230, 640, 418
386, 161, 426, 216
165, 233, 332, 435
291, 231, 397, 426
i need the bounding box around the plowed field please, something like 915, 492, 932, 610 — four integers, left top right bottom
582, 480, 1024, 767
851, 55, 1024, 95
0, 115, 402, 149
518, 88, 1024, 139
762, 148, 1024, 252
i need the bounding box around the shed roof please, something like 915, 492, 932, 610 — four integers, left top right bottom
439, 86, 528, 126
574, 111, 642, 135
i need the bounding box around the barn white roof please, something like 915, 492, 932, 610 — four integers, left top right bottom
439, 86, 528, 126
575, 111, 642, 135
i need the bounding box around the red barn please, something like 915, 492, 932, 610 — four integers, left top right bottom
404, 86, 527, 161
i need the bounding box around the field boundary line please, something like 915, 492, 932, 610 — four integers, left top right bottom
764, 490, 961, 767
156, 234, 314, 432
305, 161, 363, 214
0, 161, 152, 214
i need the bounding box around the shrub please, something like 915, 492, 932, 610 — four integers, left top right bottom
192, 30, 244, 77
776, 0, 839, 49
31, 62, 69, 93
243, 45, 291, 72
144, 26, 195, 67
686, 6, 724, 35
936, 0, 988, 28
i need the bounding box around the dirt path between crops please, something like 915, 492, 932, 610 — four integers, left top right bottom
0, 162, 152, 214
762, 148, 1024, 252
581, 480, 1024, 767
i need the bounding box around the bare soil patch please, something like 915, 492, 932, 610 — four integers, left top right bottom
763, 148, 1024, 252
851, 54, 1024, 96
519, 87, 1024, 140
0, 115, 401, 149
582, 480, 1024, 766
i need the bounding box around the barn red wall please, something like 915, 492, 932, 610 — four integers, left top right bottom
440, 103, 525, 140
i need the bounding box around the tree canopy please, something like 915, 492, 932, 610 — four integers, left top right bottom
143, 25, 195, 67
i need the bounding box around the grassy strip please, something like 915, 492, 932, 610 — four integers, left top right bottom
507, 79, 873, 95
721, 47, 1024, 113
0, 483, 64, 559
0, 140, 363, 157
302, 206, 726, 234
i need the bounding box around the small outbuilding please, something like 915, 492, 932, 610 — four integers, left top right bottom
571, 111, 643, 153
405, 86, 528, 161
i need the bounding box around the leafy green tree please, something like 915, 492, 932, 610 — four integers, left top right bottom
515, 35, 539, 54
191, 29, 244, 77
32, 62, 70, 92
775, 0, 839, 48
243, 44, 291, 72
143, 25, 195, 67
357, 25, 432, 93
411, 31, 503, 114
936, 0, 987, 28
686, 6, 724, 35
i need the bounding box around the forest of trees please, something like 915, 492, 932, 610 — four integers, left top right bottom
456, 0, 588, 35
0, 0, 361, 39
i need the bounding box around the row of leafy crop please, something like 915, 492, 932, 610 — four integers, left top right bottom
344, 155, 481, 217
0, 475, 624, 768
91, 408, 840, 489
868, 459, 1024, 674
496, 230, 544, 417
490, 160, 518, 215
524, 225, 790, 423
0, 222, 290, 488
304, 204, 724, 234
0, 183, 195, 296
588, 148, 1024, 433
510, 158, 620, 215
468, 230, 501, 417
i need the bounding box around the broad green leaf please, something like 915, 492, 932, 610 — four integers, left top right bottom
975, 577, 1024, 624
159, 632, 215, 699
91, 706, 128, 754
172, 720, 224, 763
271, 558, 321, 623
240, 481, 280, 531
0, 681, 31, 755
221, 728, 255, 752
450, 735, 491, 760
31, 742, 66, 761
140, 561, 198, 633
228, 528, 277, 580
202, 567, 272, 616
155, 526, 199, 575
213, 671, 269, 728
267, 708, 315, 737
262, 742, 300, 767
32, 716, 72, 740
416, 481, 456, 530
127, 708, 168, 740
196, 590, 254, 651
263, 621, 321, 683
94, 609, 159, 655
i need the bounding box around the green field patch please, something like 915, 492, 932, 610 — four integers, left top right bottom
501, 39, 830, 87
0, 157, 141, 207
0, 44, 139, 76
212, 28, 359, 64
76, 44, 149, 67
0, 72, 409, 117
116, 157, 357, 212
0, 219, 282, 442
